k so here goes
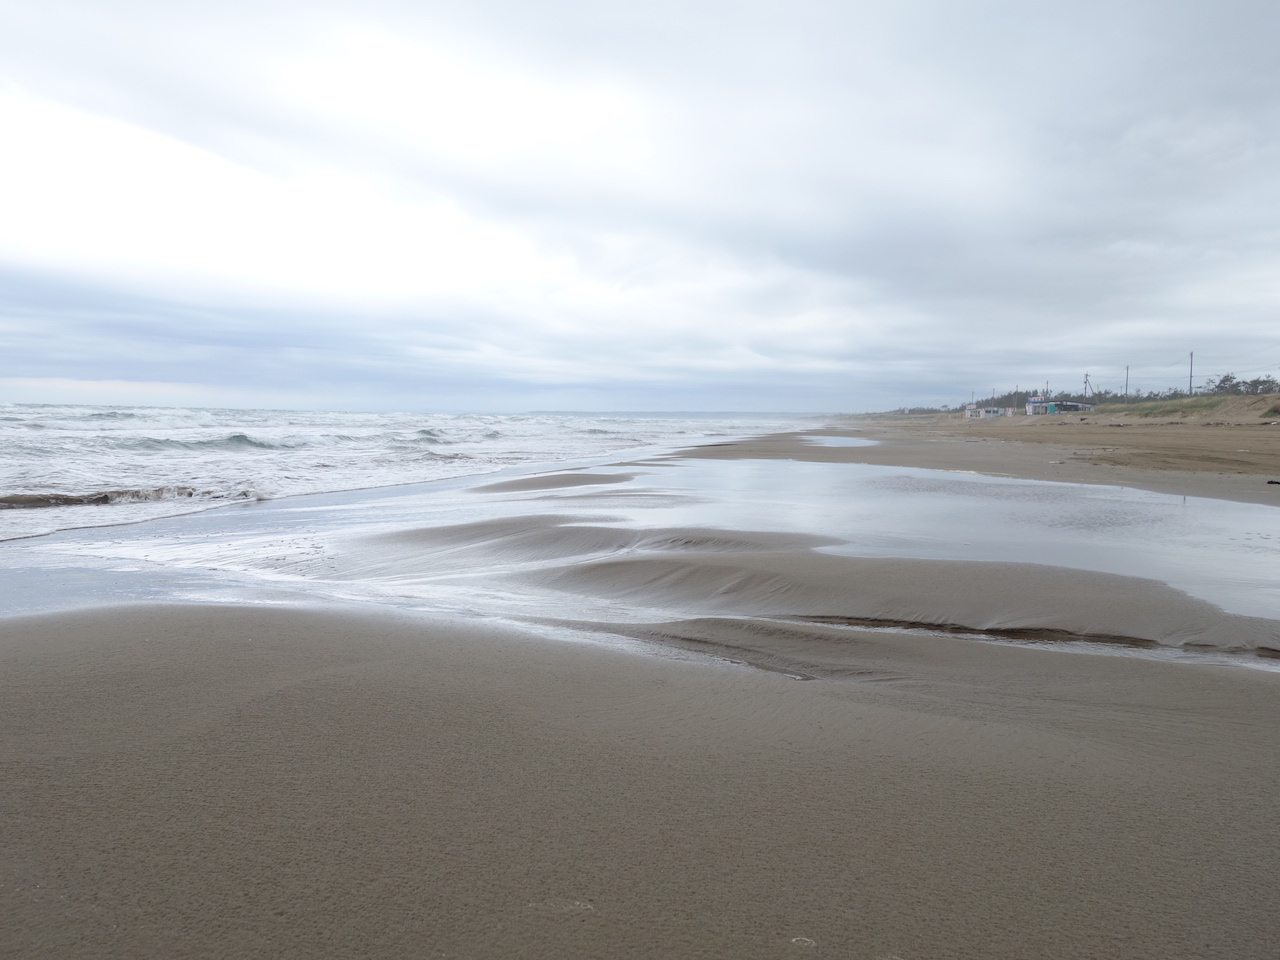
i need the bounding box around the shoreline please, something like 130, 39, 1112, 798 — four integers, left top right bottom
4, 424, 1279, 958
4, 426, 1277, 651
7, 410, 1274, 546
668, 417, 1280, 506
0, 420, 819, 545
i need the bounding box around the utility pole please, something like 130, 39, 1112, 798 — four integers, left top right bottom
1189, 352, 1194, 395
1124, 365, 1129, 403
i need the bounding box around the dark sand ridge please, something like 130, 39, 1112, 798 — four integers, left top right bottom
4, 604, 1279, 960
519, 546, 1280, 655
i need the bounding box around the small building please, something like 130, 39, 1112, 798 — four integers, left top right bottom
1025, 397, 1094, 416
964, 405, 1017, 419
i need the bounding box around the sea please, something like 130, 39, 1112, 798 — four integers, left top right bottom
0, 404, 814, 543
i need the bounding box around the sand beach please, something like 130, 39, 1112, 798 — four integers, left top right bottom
683, 402, 1280, 506
3, 417, 1279, 959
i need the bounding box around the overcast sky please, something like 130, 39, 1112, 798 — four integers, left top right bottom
2, 0, 1278, 412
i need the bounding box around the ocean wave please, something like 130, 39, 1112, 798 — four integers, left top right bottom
127, 433, 295, 451
0, 404, 811, 540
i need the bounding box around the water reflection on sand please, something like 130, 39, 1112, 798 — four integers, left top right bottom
2, 446, 1277, 662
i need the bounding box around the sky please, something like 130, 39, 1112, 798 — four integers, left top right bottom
1, 0, 1278, 412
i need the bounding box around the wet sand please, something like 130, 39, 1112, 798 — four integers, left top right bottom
4, 604, 1279, 960
683, 406, 1280, 506
4, 425, 1280, 958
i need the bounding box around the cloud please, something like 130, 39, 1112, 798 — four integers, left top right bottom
1, 0, 1278, 410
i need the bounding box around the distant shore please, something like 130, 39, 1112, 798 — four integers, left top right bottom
670, 409, 1280, 505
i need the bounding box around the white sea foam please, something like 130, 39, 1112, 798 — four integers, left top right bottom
0, 403, 813, 541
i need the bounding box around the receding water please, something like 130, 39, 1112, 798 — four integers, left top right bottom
802, 435, 878, 447
597, 458, 1280, 621
3, 444, 1277, 641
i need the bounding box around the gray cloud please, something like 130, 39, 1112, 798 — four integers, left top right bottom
2, 0, 1278, 410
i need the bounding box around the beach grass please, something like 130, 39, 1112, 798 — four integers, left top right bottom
1091, 395, 1227, 417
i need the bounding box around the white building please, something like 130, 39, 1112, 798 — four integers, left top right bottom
1024, 398, 1094, 415
964, 405, 1017, 419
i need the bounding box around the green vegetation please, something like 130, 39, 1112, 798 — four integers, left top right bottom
1090, 396, 1227, 418
1263, 403, 1280, 418
961, 371, 1278, 415
1201, 373, 1280, 396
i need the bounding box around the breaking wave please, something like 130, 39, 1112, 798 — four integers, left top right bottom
0, 403, 812, 541
127, 434, 297, 451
